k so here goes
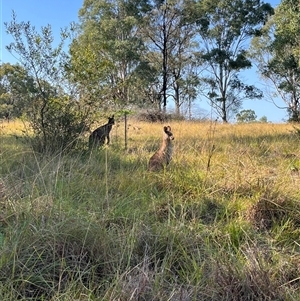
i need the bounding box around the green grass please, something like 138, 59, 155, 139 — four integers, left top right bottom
1, 120, 300, 300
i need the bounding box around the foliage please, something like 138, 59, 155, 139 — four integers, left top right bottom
69, 0, 204, 116
0, 63, 36, 120
269, 0, 300, 122
250, 0, 300, 122
236, 109, 257, 123
141, 0, 200, 114
258, 115, 268, 123
68, 0, 153, 113
274, 0, 300, 62
4, 12, 90, 153
28, 96, 89, 152
195, 0, 272, 122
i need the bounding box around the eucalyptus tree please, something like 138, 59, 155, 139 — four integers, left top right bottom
236, 109, 257, 123
141, 0, 199, 114
274, 0, 300, 63
168, 1, 200, 116
69, 0, 153, 113
250, 0, 300, 122
193, 0, 272, 122
0, 63, 36, 119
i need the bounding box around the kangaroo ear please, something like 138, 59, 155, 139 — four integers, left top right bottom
163, 126, 168, 132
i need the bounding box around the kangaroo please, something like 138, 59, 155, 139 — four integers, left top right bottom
148, 125, 174, 171
89, 116, 115, 148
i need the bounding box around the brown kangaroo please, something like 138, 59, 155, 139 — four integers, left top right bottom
148, 125, 174, 171
89, 116, 115, 148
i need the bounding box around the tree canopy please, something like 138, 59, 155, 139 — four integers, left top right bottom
250, 0, 300, 121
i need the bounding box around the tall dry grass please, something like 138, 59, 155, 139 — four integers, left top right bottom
1, 119, 300, 300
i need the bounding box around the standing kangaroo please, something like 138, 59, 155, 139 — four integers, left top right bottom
89, 116, 115, 148
148, 125, 174, 171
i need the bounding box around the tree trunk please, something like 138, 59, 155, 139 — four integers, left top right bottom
221, 98, 227, 123
124, 112, 128, 150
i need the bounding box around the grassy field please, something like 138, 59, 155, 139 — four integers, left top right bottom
1, 119, 300, 300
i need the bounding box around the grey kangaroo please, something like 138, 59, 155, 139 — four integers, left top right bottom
89, 116, 115, 148
148, 125, 174, 171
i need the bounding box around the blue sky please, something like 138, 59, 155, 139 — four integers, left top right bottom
0, 0, 286, 122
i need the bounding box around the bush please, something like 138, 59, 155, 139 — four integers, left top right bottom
136, 110, 185, 122
27, 96, 89, 153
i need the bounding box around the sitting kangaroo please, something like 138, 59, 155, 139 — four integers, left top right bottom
89, 116, 115, 148
148, 125, 174, 171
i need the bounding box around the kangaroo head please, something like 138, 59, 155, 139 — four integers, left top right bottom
108, 115, 115, 125
163, 125, 174, 141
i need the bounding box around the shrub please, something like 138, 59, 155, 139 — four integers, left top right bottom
26, 96, 89, 153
